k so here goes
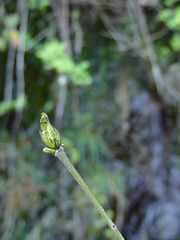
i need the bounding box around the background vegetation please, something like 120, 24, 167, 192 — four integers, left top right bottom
0, 0, 180, 239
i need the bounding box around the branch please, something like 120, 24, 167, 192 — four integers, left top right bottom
52, 0, 72, 128
3, 42, 16, 126
131, 1, 164, 93
39, 113, 125, 240
55, 146, 125, 240
13, 0, 29, 133
4, 43, 16, 102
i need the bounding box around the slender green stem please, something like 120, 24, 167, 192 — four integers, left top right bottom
55, 146, 125, 240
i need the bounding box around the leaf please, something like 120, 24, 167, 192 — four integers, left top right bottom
164, 0, 179, 6
4, 14, 19, 29
104, 228, 114, 239
0, 95, 26, 117
36, 40, 93, 86
158, 6, 180, 31
170, 33, 180, 51
71, 9, 81, 19
0, 37, 7, 51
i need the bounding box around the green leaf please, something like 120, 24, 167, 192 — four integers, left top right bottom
155, 44, 171, 60
104, 228, 114, 239
158, 6, 180, 31
106, 209, 115, 219
164, 0, 179, 6
4, 14, 19, 29
71, 9, 81, 19
170, 33, 180, 51
0, 95, 26, 117
29, 0, 37, 9
70, 147, 80, 164
0, 37, 7, 51
36, 40, 93, 86
29, 0, 51, 10
39, 0, 51, 10
157, 9, 171, 22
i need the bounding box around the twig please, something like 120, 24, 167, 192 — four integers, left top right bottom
13, 0, 29, 133
39, 113, 125, 239
131, 1, 163, 93
52, 0, 72, 128
4, 43, 15, 102
3, 42, 16, 126
55, 146, 125, 240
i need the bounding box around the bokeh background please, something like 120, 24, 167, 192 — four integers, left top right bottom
0, 0, 180, 240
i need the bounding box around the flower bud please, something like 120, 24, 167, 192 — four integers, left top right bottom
40, 112, 61, 149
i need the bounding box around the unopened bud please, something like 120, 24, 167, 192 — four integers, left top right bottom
40, 112, 61, 151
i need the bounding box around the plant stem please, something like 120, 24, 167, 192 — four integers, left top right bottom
55, 146, 125, 240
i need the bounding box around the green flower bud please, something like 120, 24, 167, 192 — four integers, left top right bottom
40, 112, 49, 131
40, 112, 61, 150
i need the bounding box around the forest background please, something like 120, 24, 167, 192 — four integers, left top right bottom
0, 0, 180, 240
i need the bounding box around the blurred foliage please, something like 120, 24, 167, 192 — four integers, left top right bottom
170, 33, 180, 51
71, 9, 81, 19
157, 1, 180, 55
0, 13, 19, 50
29, 0, 51, 10
0, 95, 26, 117
36, 40, 92, 86
158, 6, 180, 31
0, 0, 180, 240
